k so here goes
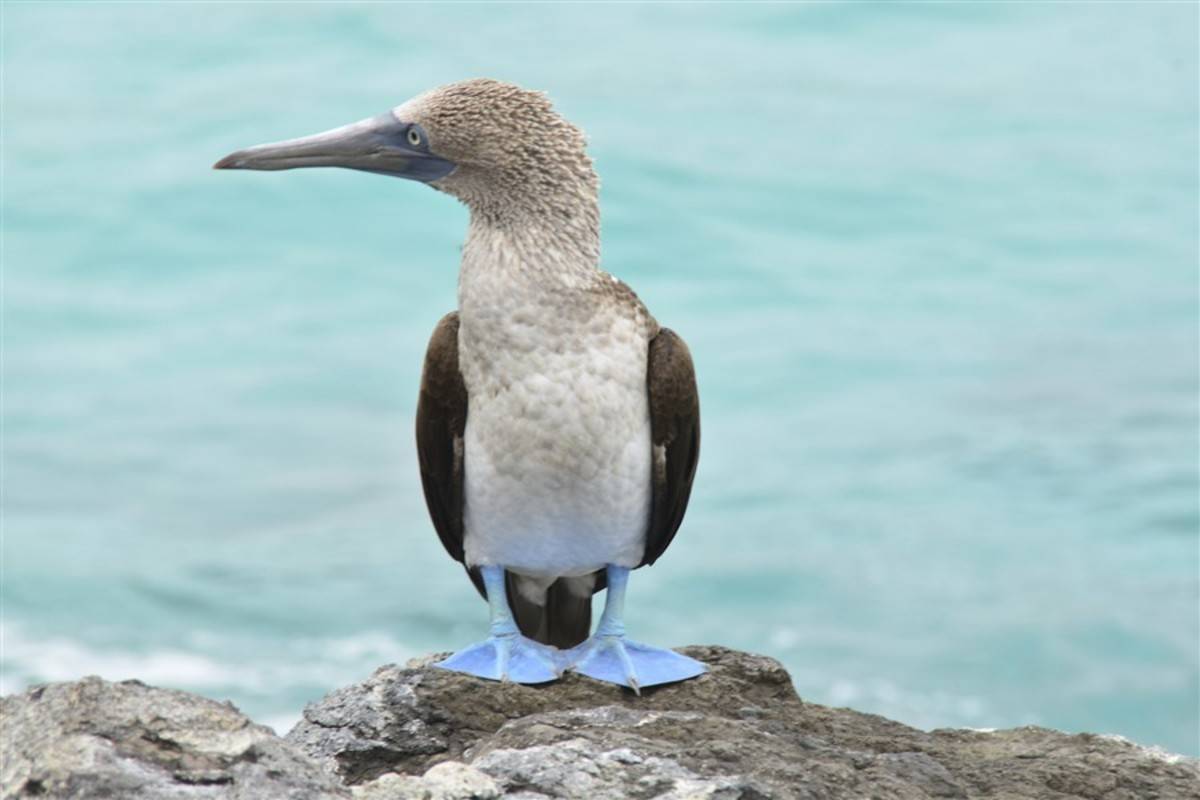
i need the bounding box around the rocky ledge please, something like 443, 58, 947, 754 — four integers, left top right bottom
2, 646, 1196, 799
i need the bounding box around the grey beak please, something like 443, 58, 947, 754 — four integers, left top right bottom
214, 112, 455, 183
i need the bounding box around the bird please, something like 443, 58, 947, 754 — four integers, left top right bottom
214, 79, 705, 691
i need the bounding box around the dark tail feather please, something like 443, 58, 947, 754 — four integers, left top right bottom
506, 572, 594, 649
544, 579, 593, 648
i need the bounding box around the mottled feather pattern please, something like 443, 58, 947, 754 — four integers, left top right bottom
407, 79, 699, 644
399, 78, 600, 255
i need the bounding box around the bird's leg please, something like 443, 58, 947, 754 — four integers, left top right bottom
565, 564, 707, 693
436, 565, 562, 684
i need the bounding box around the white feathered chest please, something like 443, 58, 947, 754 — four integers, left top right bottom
455, 225, 655, 577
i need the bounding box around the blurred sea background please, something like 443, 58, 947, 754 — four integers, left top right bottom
3, 2, 1197, 755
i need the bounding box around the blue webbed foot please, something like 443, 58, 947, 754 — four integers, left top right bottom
565, 564, 706, 693
566, 634, 706, 694
436, 633, 562, 684
436, 565, 563, 684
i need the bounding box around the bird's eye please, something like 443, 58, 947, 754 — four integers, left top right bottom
407, 128, 422, 147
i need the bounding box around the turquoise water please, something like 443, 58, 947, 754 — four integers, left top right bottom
4, 2, 1197, 755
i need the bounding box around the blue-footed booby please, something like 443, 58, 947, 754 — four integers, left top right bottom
215, 79, 705, 691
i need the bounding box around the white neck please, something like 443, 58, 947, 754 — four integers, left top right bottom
458, 207, 602, 307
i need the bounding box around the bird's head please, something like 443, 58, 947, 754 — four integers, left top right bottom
215, 79, 597, 223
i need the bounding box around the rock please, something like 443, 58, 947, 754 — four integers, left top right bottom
5, 648, 1196, 799
351, 762, 500, 800
0, 676, 348, 799
286, 645, 1200, 799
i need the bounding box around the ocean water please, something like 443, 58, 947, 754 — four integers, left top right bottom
3, 1, 1197, 756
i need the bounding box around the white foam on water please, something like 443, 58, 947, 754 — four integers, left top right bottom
0, 621, 414, 702
1, 622, 242, 692
1098, 734, 1194, 765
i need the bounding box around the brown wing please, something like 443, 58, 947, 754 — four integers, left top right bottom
416, 312, 470, 568
640, 327, 701, 566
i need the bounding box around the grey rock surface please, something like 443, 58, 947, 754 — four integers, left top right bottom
4, 648, 1196, 799
1, 676, 347, 799
349, 761, 501, 799
287, 645, 1200, 799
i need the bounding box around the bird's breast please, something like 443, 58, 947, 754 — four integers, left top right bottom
457, 296, 651, 467
456, 292, 654, 574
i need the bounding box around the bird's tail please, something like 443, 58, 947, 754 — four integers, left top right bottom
506, 571, 596, 649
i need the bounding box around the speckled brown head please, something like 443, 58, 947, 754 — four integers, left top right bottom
214, 78, 598, 225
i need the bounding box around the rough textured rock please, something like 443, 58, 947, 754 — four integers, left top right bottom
287, 645, 1199, 800
5, 648, 1196, 799
350, 762, 501, 799
1, 676, 347, 799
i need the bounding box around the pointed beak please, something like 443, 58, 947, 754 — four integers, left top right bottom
213, 112, 455, 183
